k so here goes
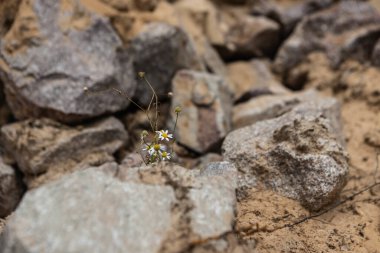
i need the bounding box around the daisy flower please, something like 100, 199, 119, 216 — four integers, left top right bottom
142, 143, 151, 151
160, 151, 171, 161
148, 143, 166, 156
156, 130, 173, 141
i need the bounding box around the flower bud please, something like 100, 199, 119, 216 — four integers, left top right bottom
138, 72, 145, 78
174, 106, 182, 113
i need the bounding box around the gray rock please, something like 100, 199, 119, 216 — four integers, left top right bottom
130, 22, 201, 106
1, 161, 237, 253
191, 153, 223, 170
232, 90, 316, 129
170, 70, 233, 153
0, 0, 135, 123
0, 158, 23, 218
252, 0, 334, 35
118, 161, 237, 252
1, 163, 176, 253
227, 59, 289, 102
222, 98, 348, 210
217, 15, 280, 59
274, 1, 380, 75
1, 117, 127, 188
191, 162, 237, 238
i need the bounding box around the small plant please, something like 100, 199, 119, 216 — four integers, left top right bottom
84, 71, 181, 165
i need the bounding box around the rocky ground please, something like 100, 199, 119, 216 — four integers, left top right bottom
0, 0, 380, 252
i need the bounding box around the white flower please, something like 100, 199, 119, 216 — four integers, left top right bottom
148, 143, 166, 155
160, 151, 171, 161
142, 143, 151, 152
156, 130, 173, 142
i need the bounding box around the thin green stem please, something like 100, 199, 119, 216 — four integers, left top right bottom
143, 76, 159, 131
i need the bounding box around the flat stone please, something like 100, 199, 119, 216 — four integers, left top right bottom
130, 22, 201, 106
223, 98, 348, 211
1, 117, 127, 187
0, 163, 176, 253
233, 90, 317, 129
274, 1, 380, 76
0, 0, 135, 123
170, 70, 233, 153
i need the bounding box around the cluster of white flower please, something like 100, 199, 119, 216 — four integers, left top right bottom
141, 130, 173, 163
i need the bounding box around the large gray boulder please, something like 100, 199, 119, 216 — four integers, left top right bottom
1, 161, 238, 253
274, 1, 380, 76
170, 70, 233, 153
0, 163, 176, 253
223, 98, 348, 210
0, 0, 135, 123
1, 117, 127, 188
130, 22, 201, 106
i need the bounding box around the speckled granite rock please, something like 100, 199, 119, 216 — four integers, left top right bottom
0, 0, 135, 123
223, 98, 348, 211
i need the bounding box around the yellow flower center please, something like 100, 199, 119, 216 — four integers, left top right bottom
162, 132, 168, 138
162, 151, 168, 157
153, 144, 161, 151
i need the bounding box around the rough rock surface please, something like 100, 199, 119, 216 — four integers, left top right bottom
0, 158, 23, 218
0, 0, 136, 123
274, 1, 380, 75
217, 15, 280, 59
223, 98, 348, 210
118, 161, 237, 252
252, 0, 334, 35
1, 161, 238, 253
1, 117, 127, 188
170, 70, 233, 154
227, 59, 288, 102
232, 90, 315, 129
130, 22, 201, 106
0, 163, 176, 253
